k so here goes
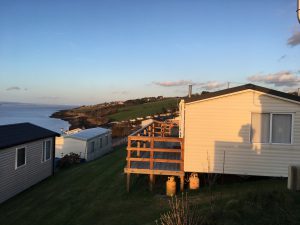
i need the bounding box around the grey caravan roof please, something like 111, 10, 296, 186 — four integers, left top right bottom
66, 127, 110, 141
0, 123, 59, 150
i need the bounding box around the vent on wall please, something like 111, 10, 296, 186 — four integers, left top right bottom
288, 165, 300, 191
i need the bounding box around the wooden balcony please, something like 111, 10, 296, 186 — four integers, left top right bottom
124, 120, 185, 192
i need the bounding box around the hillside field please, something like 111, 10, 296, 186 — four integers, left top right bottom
108, 98, 179, 121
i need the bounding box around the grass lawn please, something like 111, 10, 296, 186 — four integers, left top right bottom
108, 98, 178, 121
1, 147, 300, 225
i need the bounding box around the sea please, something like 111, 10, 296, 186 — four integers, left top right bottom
0, 102, 74, 133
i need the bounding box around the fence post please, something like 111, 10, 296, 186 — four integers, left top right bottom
149, 137, 155, 191
126, 136, 132, 192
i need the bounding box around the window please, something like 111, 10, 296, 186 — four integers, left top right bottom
251, 113, 270, 143
42, 140, 51, 161
99, 138, 102, 148
251, 113, 292, 144
16, 147, 26, 168
90, 141, 95, 152
105, 135, 108, 146
272, 114, 292, 143
42, 140, 51, 162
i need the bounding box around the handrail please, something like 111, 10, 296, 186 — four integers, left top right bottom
128, 136, 183, 142
126, 157, 182, 164
129, 121, 154, 136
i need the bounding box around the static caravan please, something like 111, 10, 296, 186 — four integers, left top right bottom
0, 123, 58, 204
180, 84, 300, 177
56, 127, 112, 161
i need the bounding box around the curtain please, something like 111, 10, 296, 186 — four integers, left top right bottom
251, 113, 270, 143
272, 114, 292, 143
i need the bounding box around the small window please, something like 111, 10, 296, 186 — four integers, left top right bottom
42, 140, 51, 162
90, 141, 95, 152
16, 147, 26, 168
105, 135, 108, 146
99, 138, 102, 148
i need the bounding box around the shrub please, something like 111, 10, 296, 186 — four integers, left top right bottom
157, 194, 203, 225
59, 152, 81, 168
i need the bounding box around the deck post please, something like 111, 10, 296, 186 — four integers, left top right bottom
127, 173, 131, 192
180, 175, 184, 192
152, 123, 155, 137
127, 137, 131, 169
137, 133, 140, 157
149, 174, 154, 191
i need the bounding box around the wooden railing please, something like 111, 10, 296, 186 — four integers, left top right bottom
129, 120, 179, 138
125, 120, 184, 192
126, 136, 184, 174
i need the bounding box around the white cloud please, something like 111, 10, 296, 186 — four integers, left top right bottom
6, 86, 21, 91
198, 81, 227, 90
248, 71, 300, 87
152, 80, 194, 87
287, 30, 300, 47
153, 80, 227, 91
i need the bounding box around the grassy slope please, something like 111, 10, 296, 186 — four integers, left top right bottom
1, 147, 300, 225
0, 148, 164, 225
108, 98, 178, 121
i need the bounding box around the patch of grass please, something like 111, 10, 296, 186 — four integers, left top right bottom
0, 147, 167, 225
1, 147, 300, 225
108, 98, 178, 121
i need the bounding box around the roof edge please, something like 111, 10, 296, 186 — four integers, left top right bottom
184, 83, 300, 104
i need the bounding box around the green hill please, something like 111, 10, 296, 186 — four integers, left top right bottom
51, 98, 179, 129
108, 98, 178, 121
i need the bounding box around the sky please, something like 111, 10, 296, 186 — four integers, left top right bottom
0, 0, 300, 105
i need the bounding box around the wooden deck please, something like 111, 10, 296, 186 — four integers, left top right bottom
124, 120, 185, 192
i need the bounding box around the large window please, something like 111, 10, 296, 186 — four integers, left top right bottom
42, 140, 51, 162
16, 147, 26, 169
251, 113, 293, 144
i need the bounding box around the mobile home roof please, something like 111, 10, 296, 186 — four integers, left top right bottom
66, 127, 110, 141
0, 123, 59, 150
185, 83, 300, 104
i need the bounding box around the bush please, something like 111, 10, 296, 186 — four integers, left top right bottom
59, 152, 81, 168
157, 194, 203, 225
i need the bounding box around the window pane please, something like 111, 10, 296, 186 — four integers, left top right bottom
90, 142, 95, 152
17, 148, 26, 167
251, 113, 270, 143
272, 114, 292, 143
42, 142, 45, 161
46, 141, 51, 160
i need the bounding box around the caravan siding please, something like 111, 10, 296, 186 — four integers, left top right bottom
0, 138, 54, 203
184, 90, 300, 177
86, 134, 112, 161
58, 132, 112, 161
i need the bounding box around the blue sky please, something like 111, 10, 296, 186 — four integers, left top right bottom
0, 0, 300, 105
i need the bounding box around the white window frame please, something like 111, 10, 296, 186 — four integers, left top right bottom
250, 112, 294, 145
15, 146, 27, 169
42, 139, 52, 163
